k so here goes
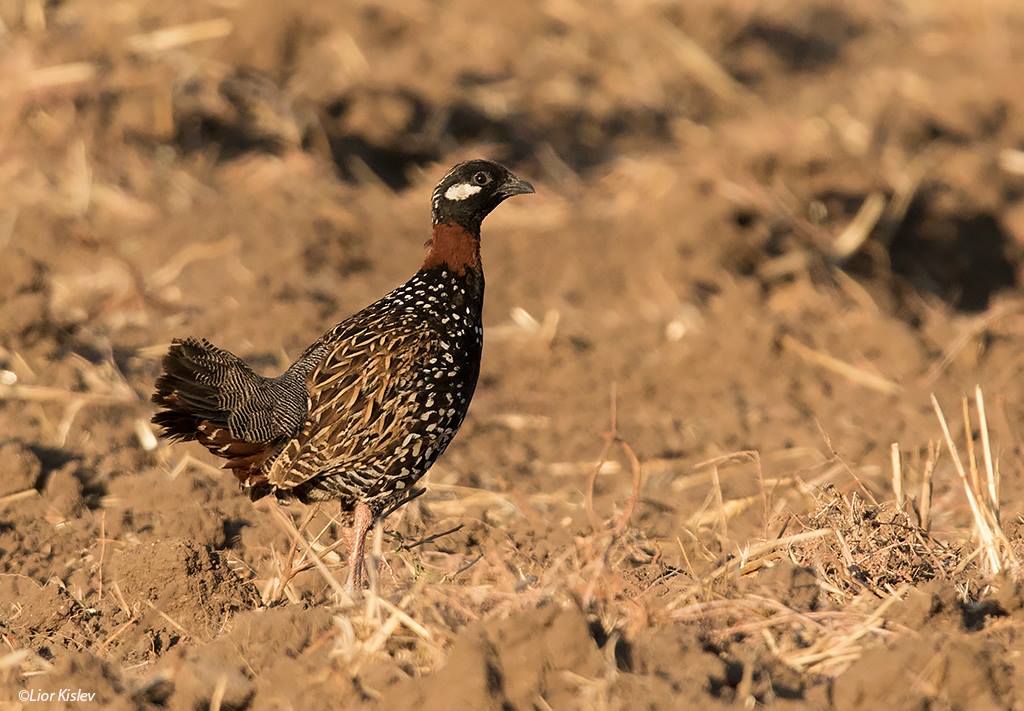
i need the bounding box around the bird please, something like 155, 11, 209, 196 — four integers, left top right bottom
151, 159, 534, 591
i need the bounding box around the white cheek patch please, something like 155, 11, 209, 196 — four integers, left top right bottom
444, 182, 483, 201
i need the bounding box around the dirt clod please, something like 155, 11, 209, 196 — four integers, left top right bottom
381, 605, 603, 711
110, 538, 260, 648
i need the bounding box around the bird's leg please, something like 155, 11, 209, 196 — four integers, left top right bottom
344, 502, 374, 594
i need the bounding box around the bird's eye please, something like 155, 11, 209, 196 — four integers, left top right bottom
473, 171, 491, 185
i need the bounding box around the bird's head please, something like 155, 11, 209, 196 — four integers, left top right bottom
430, 159, 534, 232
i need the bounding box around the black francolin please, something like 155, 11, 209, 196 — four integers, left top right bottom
151, 160, 534, 590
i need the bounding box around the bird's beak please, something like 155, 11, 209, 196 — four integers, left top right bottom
499, 175, 535, 198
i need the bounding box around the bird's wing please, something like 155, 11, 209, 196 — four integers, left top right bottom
266, 315, 441, 493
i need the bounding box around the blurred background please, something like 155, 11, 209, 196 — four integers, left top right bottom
3, 1, 1024, 708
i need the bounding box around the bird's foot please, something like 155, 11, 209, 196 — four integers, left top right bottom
344, 502, 373, 595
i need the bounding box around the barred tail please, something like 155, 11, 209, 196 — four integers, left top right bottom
151, 337, 236, 441
151, 336, 294, 493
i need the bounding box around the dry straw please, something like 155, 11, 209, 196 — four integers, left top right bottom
931, 388, 1018, 577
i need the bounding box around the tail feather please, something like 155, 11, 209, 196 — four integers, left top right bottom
151, 410, 204, 443
151, 337, 284, 486
151, 338, 234, 439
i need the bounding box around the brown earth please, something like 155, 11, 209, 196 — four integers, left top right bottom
3, 0, 1024, 709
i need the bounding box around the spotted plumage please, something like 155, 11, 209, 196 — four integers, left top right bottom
151, 159, 534, 590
